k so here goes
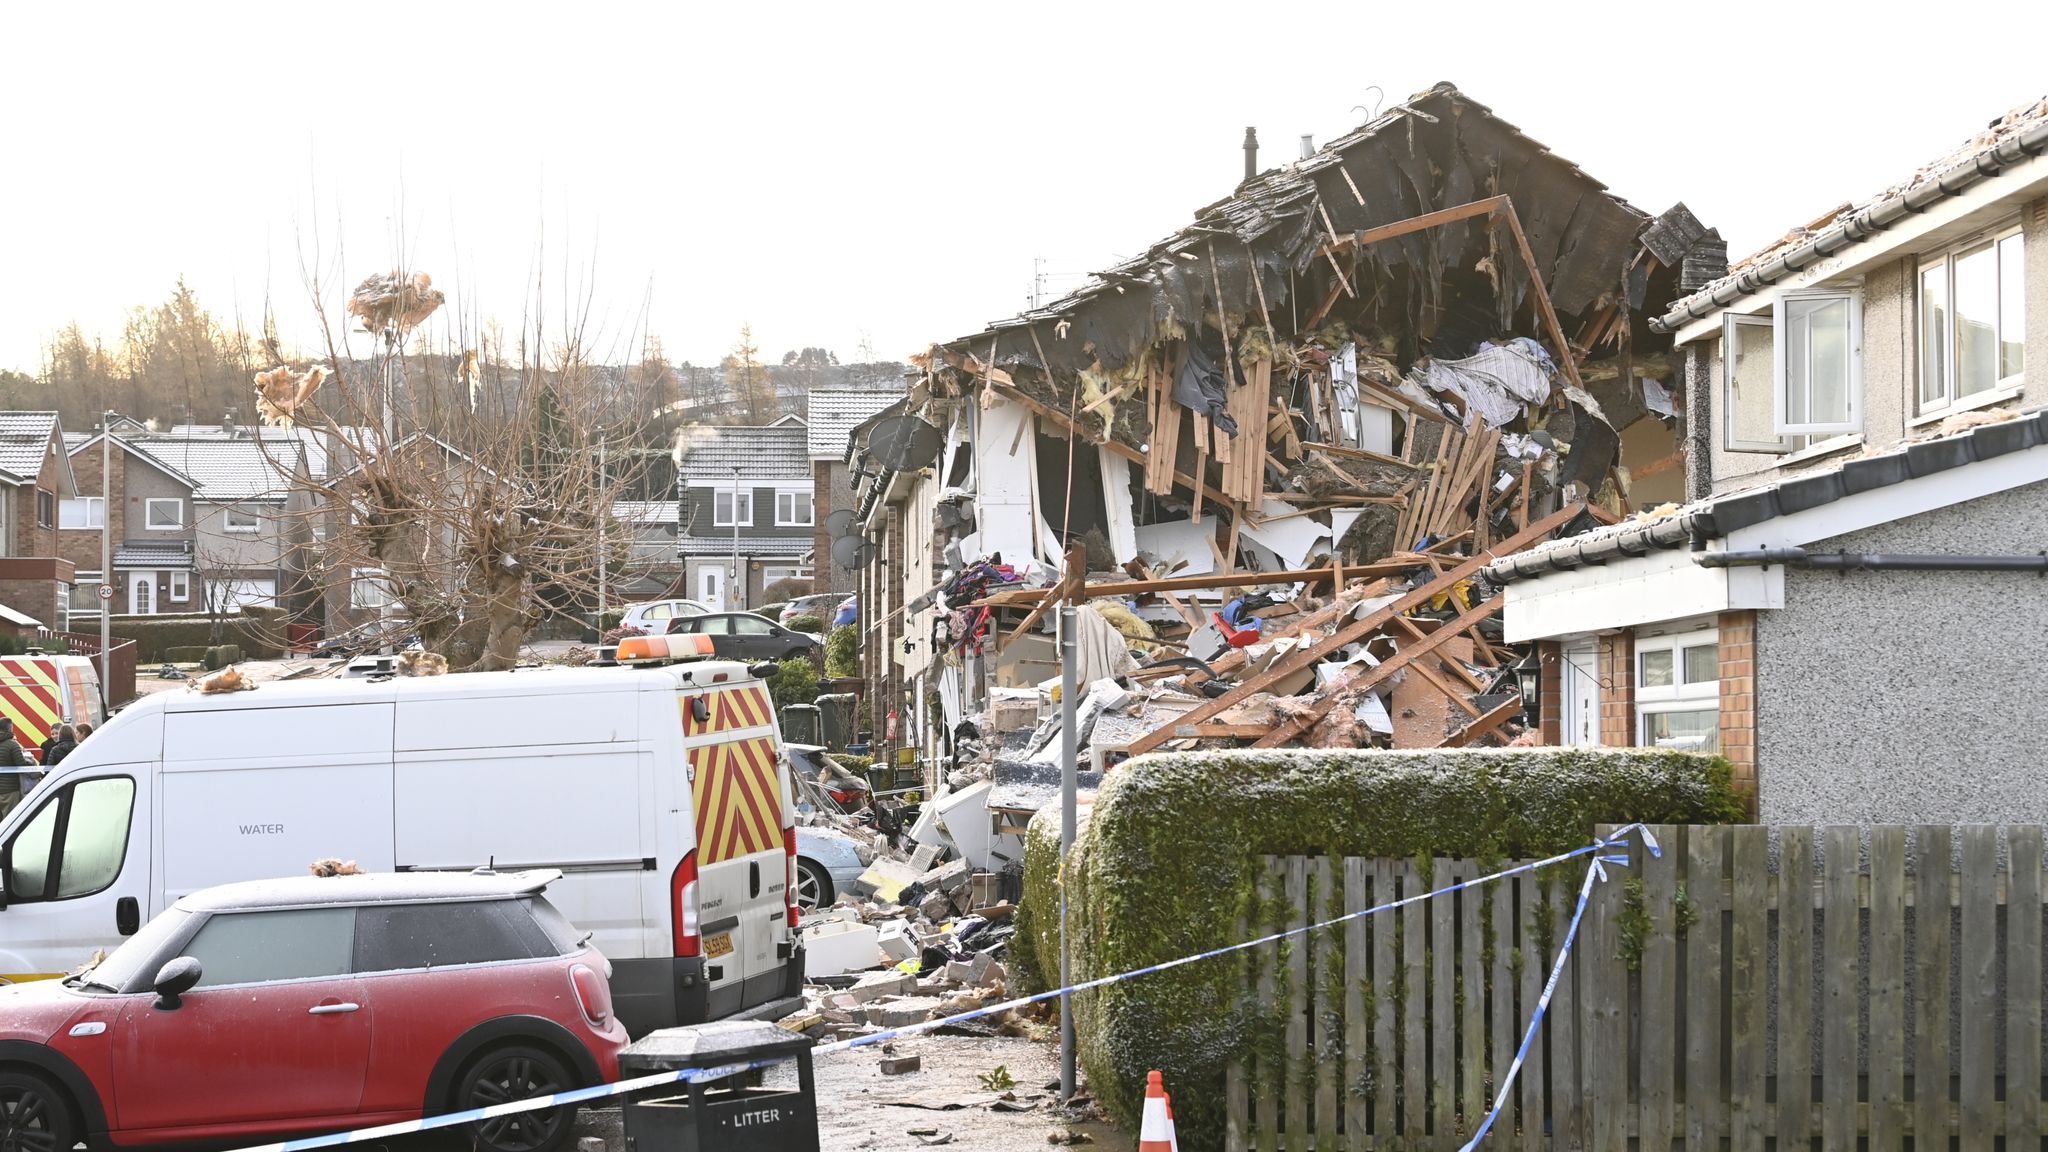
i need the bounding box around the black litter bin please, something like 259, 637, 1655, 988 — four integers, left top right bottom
620, 1021, 819, 1152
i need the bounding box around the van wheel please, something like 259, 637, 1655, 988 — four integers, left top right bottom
796, 858, 832, 912
456, 1045, 576, 1152
0, 1069, 79, 1152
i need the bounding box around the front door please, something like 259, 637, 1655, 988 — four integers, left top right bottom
0, 771, 149, 982
112, 907, 370, 1132
699, 567, 724, 613
1560, 640, 1601, 747
129, 572, 154, 616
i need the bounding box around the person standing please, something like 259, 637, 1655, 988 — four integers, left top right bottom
0, 718, 30, 819
42, 724, 77, 769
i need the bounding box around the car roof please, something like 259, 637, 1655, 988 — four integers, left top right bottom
176, 869, 562, 913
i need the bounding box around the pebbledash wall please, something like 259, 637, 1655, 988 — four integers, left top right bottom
1754, 475, 2048, 826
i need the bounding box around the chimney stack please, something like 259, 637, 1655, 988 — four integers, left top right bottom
223, 409, 239, 438
1300, 134, 1314, 160
1243, 127, 1258, 183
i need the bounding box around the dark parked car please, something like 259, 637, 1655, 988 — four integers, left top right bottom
0, 869, 625, 1152
665, 612, 819, 662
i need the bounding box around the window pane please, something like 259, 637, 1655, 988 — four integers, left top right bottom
698, 616, 733, 635
5, 794, 60, 899
1954, 241, 1998, 397
1788, 296, 1851, 426
184, 908, 355, 986
1726, 318, 1779, 447
2000, 233, 2026, 381
1644, 709, 1720, 752
1920, 261, 1949, 407
353, 901, 548, 971
734, 615, 771, 634
55, 777, 135, 898
1682, 644, 1718, 685
1639, 649, 1674, 688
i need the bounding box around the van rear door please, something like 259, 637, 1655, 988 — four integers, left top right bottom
682, 679, 790, 1016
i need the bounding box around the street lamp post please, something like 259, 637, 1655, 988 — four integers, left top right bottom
730, 467, 741, 612
99, 412, 112, 709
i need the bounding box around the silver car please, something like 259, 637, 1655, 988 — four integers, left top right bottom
616, 598, 711, 634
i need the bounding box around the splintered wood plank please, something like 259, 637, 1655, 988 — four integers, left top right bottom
1867, 826, 1907, 1152
2007, 826, 2043, 1152
1402, 859, 1426, 1141
1433, 860, 1459, 1142
1314, 858, 1338, 1149
1548, 866, 1583, 1150
1727, 826, 1768, 1152
1777, 826, 1815, 1151
1344, 858, 1369, 1151
1959, 826, 1997, 1152
1518, 864, 1549, 1152
1821, 827, 1859, 1152
1372, 859, 1396, 1142
1639, 827, 1678, 1152
1586, 825, 1628, 1152
1913, 826, 1952, 1152
1461, 864, 1488, 1139
1685, 827, 1725, 1151
1287, 856, 1310, 1152
1257, 858, 1280, 1152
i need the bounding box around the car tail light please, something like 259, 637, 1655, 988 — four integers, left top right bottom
671, 850, 701, 957
569, 963, 612, 1027
784, 826, 800, 929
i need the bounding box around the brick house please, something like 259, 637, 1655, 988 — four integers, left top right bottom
62, 427, 203, 621
674, 419, 814, 612
127, 431, 314, 617
1489, 95, 2048, 825
0, 413, 80, 631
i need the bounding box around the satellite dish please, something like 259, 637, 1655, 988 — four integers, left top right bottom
832, 535, 872, 571
825, 509, 857, 536
867, 416, 944, 473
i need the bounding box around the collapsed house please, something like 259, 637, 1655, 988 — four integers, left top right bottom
842, 83, 1728, 772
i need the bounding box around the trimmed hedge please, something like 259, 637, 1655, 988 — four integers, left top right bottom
1021, 747, 1742, 1150
112, 609, 289, 662
785, 613, 825, 634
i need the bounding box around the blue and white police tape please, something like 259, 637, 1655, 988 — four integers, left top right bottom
235, 823, 1659, 1152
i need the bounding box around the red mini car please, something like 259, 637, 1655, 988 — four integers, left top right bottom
0, 869, 626, 1152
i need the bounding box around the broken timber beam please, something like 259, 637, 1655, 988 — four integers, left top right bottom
1249, 594, 1502, 748
1120, 504, 1585, 758
1000, 541, 1085, 651
986, 381, 1235, 512
1435, 697, 1522, 749
975, 560, 1421, 607
1299, 441, 1413, 470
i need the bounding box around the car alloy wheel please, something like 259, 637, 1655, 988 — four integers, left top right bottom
796, 858, 832, 911
460, 1045, 574, 1152
0, 1071, 75, 1152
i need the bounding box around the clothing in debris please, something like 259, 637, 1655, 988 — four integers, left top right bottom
1412, 337, 1557, 431
1173, 336, 1241, 436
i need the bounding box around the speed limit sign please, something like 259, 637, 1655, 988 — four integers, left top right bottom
97, 584, 114, 601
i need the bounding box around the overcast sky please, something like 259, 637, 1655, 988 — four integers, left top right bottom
4, 2, 2044, 373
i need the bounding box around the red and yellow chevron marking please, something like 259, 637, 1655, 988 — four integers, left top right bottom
0, 658, 62, 747
679, 685, 776, 740
689, 735, 783, 865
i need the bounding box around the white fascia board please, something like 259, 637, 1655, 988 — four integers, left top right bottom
1502, 548, 1750, 643
1725, 441, 2048, 551
1671, 152, 2048, 345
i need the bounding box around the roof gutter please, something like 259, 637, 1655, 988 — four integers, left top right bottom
1695, 547, 2048, 573
1653, 116, 2048, 333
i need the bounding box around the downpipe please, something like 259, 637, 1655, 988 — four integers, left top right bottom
1696, 547, 2048, 573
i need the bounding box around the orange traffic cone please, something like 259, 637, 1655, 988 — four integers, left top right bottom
1166, 1090, 1180, 1152
1138, 1071, 1174, 1152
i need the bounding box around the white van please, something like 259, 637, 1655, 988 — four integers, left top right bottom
0, 633, 802, 1035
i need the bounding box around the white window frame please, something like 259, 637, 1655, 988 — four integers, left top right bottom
222, 505, 262, 533
1916, 223, 2026, 417
1773, 289, 1862, 437
1723, 313, 1793, 453
713, 490, 753, 528
144, 498, 183, 531
1635, 628, 1720, 749
55, 581, 69, 633
350, 568, 393, 610
59, 496, 105, 530
169, 570, 190, 603
774, 490, 814, 527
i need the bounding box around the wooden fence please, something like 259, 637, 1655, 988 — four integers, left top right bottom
39, 629, 137, 706
1224, 824, 2048, 1150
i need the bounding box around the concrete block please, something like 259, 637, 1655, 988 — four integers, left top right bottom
920, 858, 972, 894
880, 1055, 922, 1075
917, 890, 953, 922
848, 971, 914, 1002
868, 997, 942, 1028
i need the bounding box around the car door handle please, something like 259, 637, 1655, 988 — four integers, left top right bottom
308, 1002, 360, 1015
